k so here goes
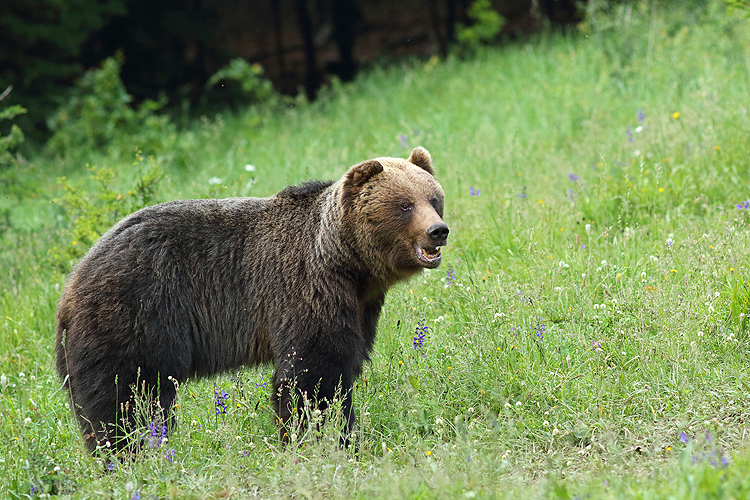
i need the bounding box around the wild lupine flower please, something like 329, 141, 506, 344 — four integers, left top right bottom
637, 109, 645, 122
534, 319, 545, 341
214, 386, 229, 415
626, 126, 634, 142
693, 449, 730, 468
413, 319, 428, 349
470, 187, 481, 197
569, 173, 580, 182
446, 266, 456, 285
165, 448, 176, 463
679, 431, 689, 444
253, 372, 268, 389
146, 421, 168, 447
735, 200, 749, 210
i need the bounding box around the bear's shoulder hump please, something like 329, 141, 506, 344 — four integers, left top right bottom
277, 180, 334, 200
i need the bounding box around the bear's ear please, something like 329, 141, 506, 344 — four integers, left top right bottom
408, 147, 434, 175
341, 159, 384, 210
345, 159, 384, 189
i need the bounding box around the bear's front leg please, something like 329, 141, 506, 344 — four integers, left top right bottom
271, 353, 357, 448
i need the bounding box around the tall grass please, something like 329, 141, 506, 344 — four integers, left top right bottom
1, 1, 750, 498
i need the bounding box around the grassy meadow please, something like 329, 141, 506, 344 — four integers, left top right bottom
2, 0, 750, 498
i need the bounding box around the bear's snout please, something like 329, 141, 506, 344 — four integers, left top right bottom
428, 222, 449, 246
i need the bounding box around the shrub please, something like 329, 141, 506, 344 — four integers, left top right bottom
46, 51, 175, 159
206, 58, 273, 100
0, 86, 30, 235
50, 152, 163, 270
203, 58, 275, 110
0, 0, 125, 140
454, 0, 505, 57
0, 86, 26, 170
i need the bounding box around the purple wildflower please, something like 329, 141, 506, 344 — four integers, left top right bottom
214, 386, 229, 415
569, 173, 580, 182
534, 318, 545, 341
637, 109, 645, 123
253, 373, 268, 389
145, 421, 168, 448
736, 200, 749, 210
165, 448, 175, 463
30, 482, 42, 495
470, 187, 481, 197
131, 493, 142, 500
413, 319, 427, 349
679, 431, 689, 444
446, 266, 456, 285
626, 126, 633, 142
399, 134, 408, 149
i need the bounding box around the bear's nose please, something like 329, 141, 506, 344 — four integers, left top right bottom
428, 223, 449, 245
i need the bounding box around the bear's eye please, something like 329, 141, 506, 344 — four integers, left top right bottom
430, 198, 438, 209
400, 202, 412, 212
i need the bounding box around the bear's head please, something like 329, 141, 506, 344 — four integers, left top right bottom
341, 147, 449, 283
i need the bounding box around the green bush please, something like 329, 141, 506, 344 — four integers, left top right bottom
0, 0, 125, 141
0, 86, 26, 170
454, 0, 505, 57
50, 152, 163, 270
205, 58, 274, 106
0, 86, 31, 235
46, 52, 176, 159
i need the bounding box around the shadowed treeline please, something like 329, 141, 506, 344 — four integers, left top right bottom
0, 0, 579, 138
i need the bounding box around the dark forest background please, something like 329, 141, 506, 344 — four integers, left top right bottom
0, 0, 582, 141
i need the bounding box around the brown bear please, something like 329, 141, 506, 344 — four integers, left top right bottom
56, 147, 448, 452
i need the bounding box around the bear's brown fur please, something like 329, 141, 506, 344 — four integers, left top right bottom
56, 147, 448, 452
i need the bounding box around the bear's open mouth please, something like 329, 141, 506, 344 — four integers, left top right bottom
415, 244, 442, 266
